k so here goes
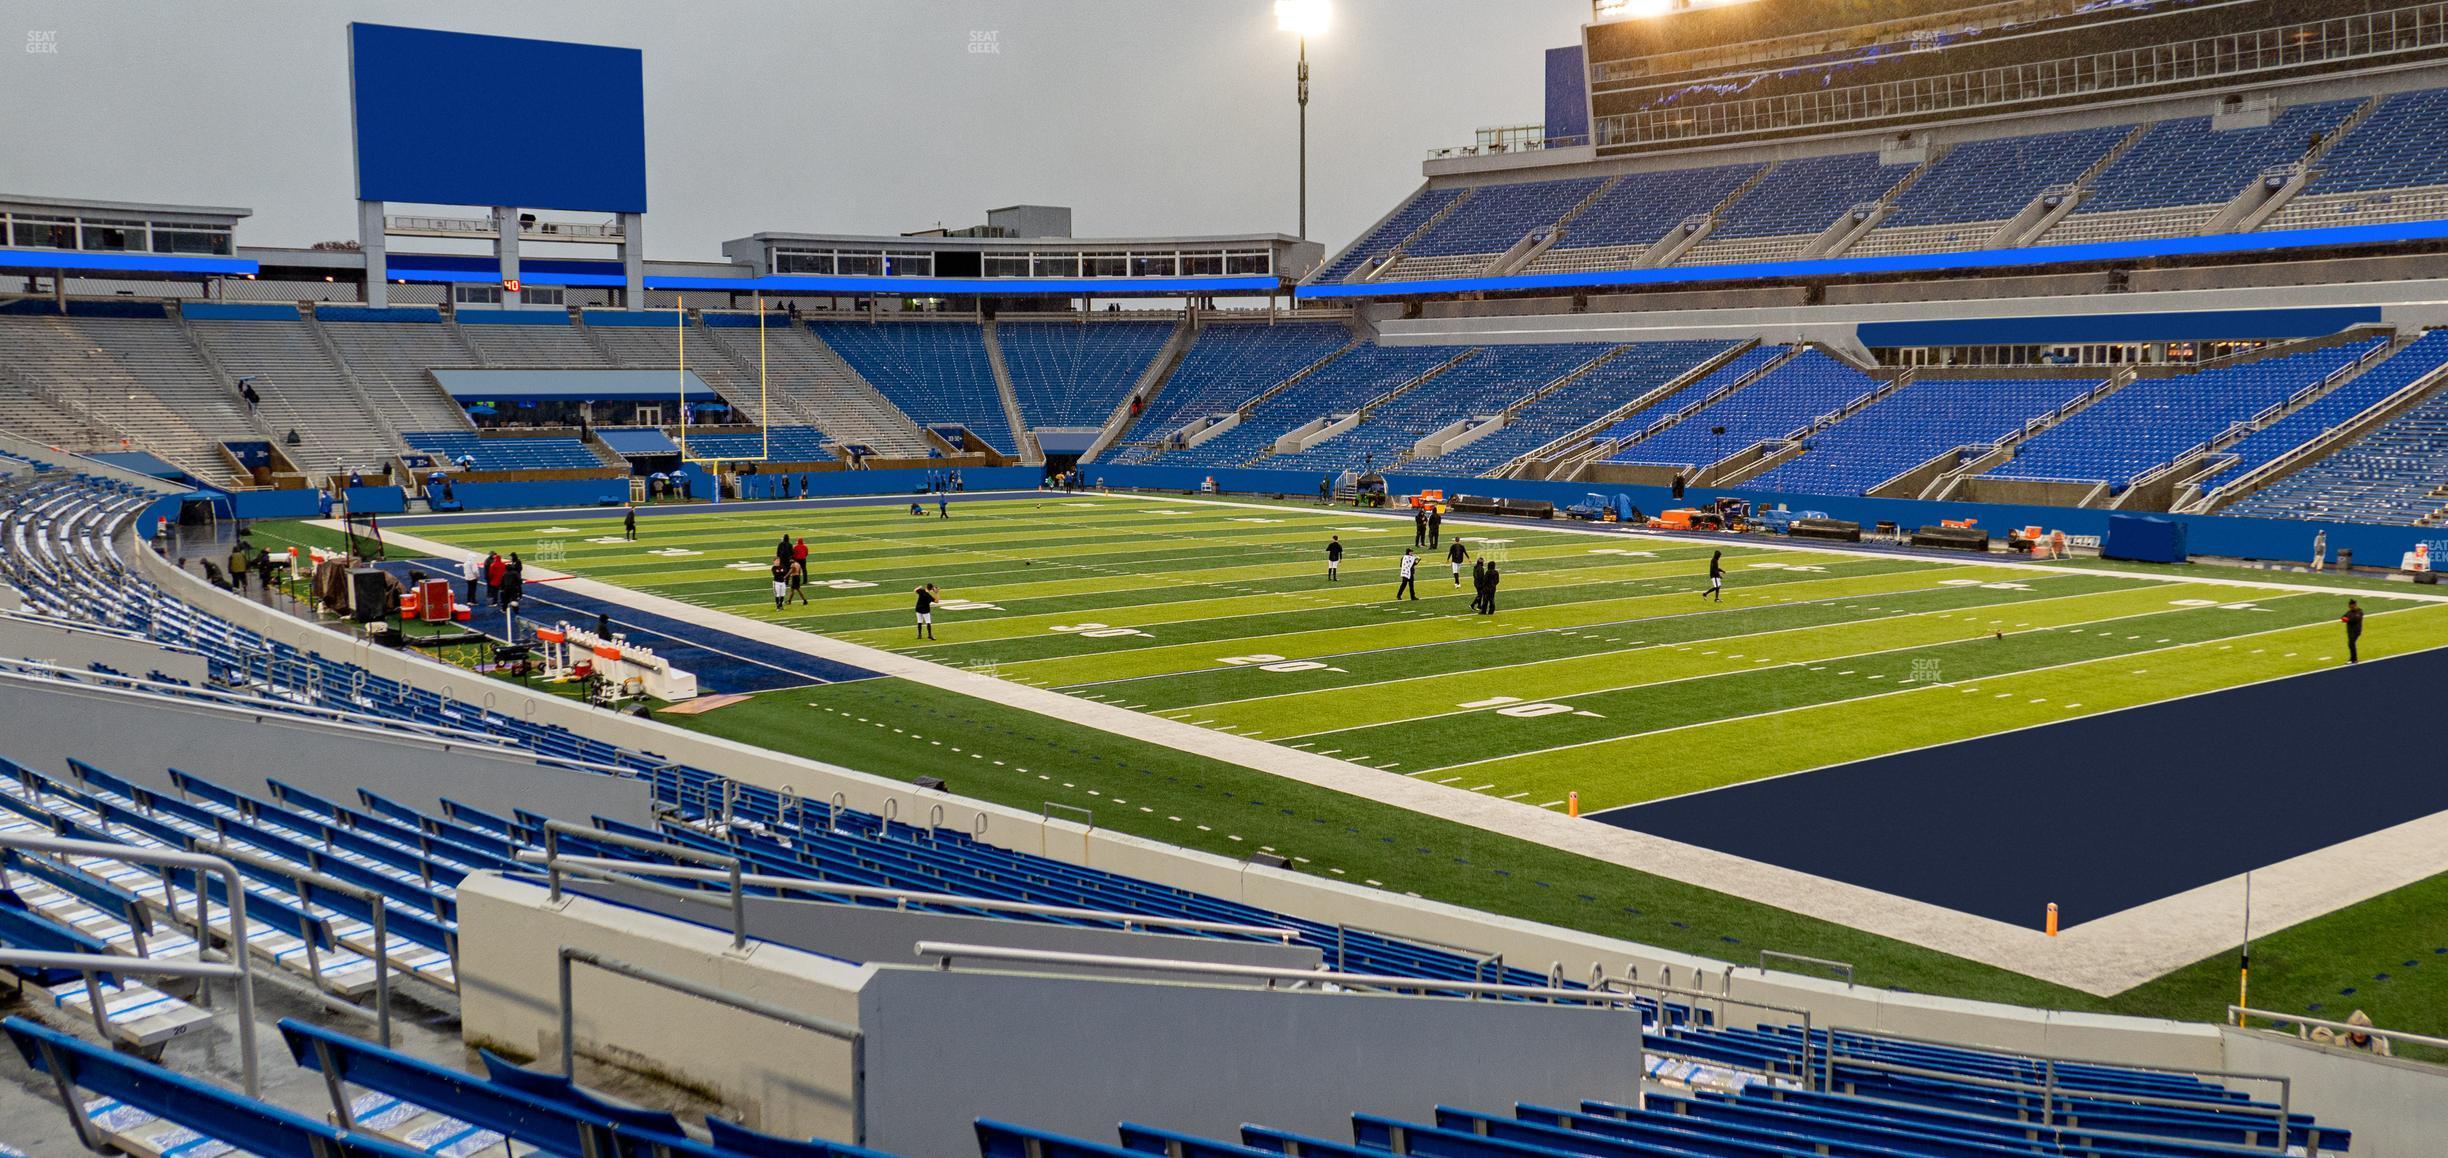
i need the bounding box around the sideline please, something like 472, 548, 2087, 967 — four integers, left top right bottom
325, 494, 2448, 994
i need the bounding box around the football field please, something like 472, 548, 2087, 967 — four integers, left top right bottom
406, 492, 2448, 816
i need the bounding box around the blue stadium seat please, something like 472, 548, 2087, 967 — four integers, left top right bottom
810, 322, 1014, 455
1113, 323, 1351, 463
1752, 376, 2099, 495
999, 321, 1174, 427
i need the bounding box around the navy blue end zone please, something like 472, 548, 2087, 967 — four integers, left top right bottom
1596, 643, 2448, 929
383, 559, 879, 695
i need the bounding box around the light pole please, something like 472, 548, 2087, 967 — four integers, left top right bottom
1277, 0, 1329, 239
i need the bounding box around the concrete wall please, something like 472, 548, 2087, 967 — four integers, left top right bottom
0, 616, 208, 685
568, 877, 1323, 975
455, 873, 873, 1142
0, 674, 653, 825
2219, 1028, 2448, 1158
856, 963, 1645, 1158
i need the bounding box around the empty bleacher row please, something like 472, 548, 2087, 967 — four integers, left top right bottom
1258, 343, 1616, 473
2224, 365, 2448, 525
997, 319, 1175, 428
1312, 81, 2448, 283
1610, 348, 1883, 471
1752, 376, 2101, 496
405, 429, 603, 472
1158, 342, 1466, 469
813, 320, 1015, 455
1988, 338, 2385, 491
1108, 321, 1355, 465
1407, 340, 1741, 476
0, 305, 1194, 478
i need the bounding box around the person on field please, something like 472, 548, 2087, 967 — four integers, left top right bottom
2311, 528, 2328, 572
938, 493, 950, 519
500, 554, 524, 610
786, 559, 808, 605
1318, 475, 1332, 506
1705, 550, 1724, 602
1482, 562, 1501, 614
792, 537, 809, 572
1325, 535, 1342, 582
1471, 558, 1488, 612
1395, 549, 1418, 600
1428, 506, 1443, 548
2342, 599, 2363, 663
915, 583, 941, 640
775, 534, 793, 564
1447, 538, 1470, 585
484, 551, 506, 605
1413, 507, 1428, 547
461, 552, 484, 607
770, 558, 790, 610
623, 505, 637, 541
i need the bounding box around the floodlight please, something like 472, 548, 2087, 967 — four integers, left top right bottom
1275, 0, 1329, 39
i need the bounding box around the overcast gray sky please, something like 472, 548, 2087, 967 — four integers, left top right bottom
4, 1, 1589, 258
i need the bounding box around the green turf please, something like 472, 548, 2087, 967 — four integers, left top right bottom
348, 496, 2448, 1032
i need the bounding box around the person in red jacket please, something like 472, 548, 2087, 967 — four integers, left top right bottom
484, 552, 506, 604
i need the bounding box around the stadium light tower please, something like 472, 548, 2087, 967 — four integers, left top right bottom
1276, 0, 1329, 239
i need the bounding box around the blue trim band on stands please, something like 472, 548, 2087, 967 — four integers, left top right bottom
1089, 463, 2440, 562
0, 248, 257, 276
651, 274, 1281, 296
1857, 306, 2385, 347
1294, 217, 2448, 299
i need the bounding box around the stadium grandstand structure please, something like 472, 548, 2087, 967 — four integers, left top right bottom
12, 299, 2448, 524
11, 5, 2448, 1155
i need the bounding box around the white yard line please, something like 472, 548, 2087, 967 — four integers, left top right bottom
356, 503, 2448, 994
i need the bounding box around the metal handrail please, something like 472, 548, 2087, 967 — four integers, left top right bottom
1041, 801, 1094, 828
525, 851, 1302, 941
559, 948, 865, 1147
1333, 921, 1502, 982
1823, 1051, 2293, 1152
914, 940, 1822, 1083
2230, 1004, 2448, 1052
204, 842, 400, 1046
0, 833, 260, 1096
1756, 950, 1854, 986
542, 821, 744, 950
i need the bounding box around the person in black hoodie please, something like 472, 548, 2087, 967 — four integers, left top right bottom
1325, 535, 1343, 582
1481, 561, 1501, 614
2342, 599, 2364, 663
1470, 558, 1489, 613
1704, 550, 1724, 603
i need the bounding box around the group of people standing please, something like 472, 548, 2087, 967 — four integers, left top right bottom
1374, 538, 1501, 612
770, 533, 812, 609
459, 550, 524, 610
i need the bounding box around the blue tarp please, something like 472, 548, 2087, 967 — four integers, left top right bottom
597, 428, 680, 456
2102, 514, 2188, 564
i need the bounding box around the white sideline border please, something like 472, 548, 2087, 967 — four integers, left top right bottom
340, 491, 2448, 994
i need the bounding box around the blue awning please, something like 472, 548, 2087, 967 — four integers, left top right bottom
598, 427, 680, 456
